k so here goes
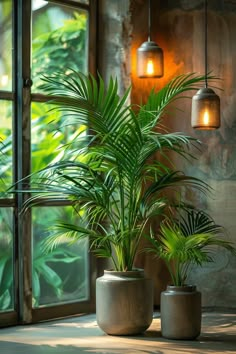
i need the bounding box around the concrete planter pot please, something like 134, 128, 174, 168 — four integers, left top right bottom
96, 269, 153, 335
161, 285, 201, 340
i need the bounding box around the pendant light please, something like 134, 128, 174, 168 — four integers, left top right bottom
191, 0, 220, 129
137, 0, 164, 78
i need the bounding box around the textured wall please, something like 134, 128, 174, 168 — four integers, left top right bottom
96, 0, 132, 277
131, 0, 236, 309
97, 0, 236, 309
97, 0, 132, 96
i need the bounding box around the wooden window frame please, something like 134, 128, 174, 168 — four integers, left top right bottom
0, 0, 97, 327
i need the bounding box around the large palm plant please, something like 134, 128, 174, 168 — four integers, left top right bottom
146, 209, 236, 286
18, 72, 217, 271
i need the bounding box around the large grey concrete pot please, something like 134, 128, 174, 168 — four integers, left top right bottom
96, 269, 153, 335
161, 285, 201, 340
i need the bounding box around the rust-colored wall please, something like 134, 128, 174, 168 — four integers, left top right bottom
131, 0, 236, 309
97, 0, 236, 309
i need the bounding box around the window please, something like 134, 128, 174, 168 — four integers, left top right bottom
0, 0, 97, 326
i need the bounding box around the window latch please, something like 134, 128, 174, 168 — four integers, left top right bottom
23, 78, 33, 88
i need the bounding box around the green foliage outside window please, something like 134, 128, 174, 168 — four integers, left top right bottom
0, 7, 88, 311
0, 209, 13, 311
32, 11, 88, 91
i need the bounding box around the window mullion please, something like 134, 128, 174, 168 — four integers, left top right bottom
14, 0, 32, 324
88, 0, 97, 76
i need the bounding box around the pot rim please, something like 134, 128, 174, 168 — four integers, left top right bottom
103, 268, 145, 278
104, 268, 144, 273
166, 284, 197, 292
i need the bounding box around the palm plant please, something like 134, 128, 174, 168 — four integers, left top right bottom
17, 72, 218, 272
146, 209, 236, 286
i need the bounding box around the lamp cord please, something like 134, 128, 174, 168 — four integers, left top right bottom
148, 0, 151, 41
204, 0, 208, 88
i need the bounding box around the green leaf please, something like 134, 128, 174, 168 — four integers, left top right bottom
37, 263, 63, 297
0, 289, 11, 310
32, 268, 41, 305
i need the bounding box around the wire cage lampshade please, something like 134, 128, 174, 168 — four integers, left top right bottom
191, 87, 220, 129
191, 0, 220, 129
137, 0, 164, 78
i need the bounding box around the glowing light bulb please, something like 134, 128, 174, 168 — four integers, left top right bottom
203, 110, 209, 125
146, 59, 154, 75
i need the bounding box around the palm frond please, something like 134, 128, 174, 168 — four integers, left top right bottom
146, 209, 235, 285
10, 71, 227, 271
137, 72, 219, 130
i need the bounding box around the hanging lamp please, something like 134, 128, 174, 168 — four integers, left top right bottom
137, 0, 164, 78
191, 0, 220, 129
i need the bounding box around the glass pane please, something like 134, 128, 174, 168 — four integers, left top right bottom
31, 101, 86, 171
0, 100, 13, 189
32, 206, 89, 308
31, 1, 89, 93
0, 0, 13, 91
31, 101, 64, 172
0, 208, 14, 312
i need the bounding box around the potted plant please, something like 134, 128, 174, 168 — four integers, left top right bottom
146, 208, 236, 339
15, 71, 216, 335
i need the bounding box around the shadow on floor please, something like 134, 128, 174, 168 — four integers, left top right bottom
1, 334, 236, 354
0, 312, 235, 353
0, 341, 164, 354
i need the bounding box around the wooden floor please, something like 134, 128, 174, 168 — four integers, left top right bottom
0, 311, 235, 353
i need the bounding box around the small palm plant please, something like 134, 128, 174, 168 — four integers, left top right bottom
146, 209, 236, 286
17, 72, 219, 272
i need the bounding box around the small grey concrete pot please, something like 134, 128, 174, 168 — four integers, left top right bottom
96, 269, 153, 335
161, 285, 201, 340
